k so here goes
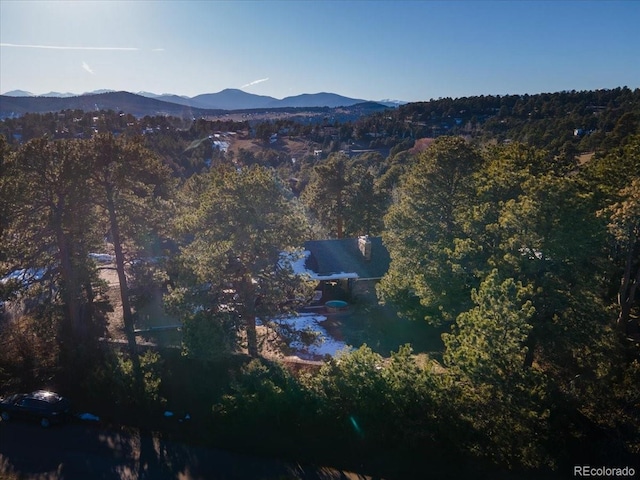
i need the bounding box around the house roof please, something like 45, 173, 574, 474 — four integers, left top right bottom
303, 236, 391, 280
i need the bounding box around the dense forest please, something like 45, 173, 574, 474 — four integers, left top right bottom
1, 88, 639, 477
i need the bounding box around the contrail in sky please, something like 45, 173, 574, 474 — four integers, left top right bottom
82, 61, 95, 75
241, 77, 269, 88
0, 43, 139, 51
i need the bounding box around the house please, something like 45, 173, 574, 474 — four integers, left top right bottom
297, 236, 391, 303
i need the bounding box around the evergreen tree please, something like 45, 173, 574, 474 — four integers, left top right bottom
442, 271, 552, 468
443, 271, 535, 382
170, 166, 310, 358
603, 178, 640, 334
1, 138, 100, 338
379, 136, 484, 324
344, 167, 388, 236
86, 133, 173, 353
301, 153, 351, 238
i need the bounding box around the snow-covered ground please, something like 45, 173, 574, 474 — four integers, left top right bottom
89, 253, 115, 264
261, 313, 350, 359
0, 268, 46, 285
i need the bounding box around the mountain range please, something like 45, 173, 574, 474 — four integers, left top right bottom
1, 88, 406, 111
0, 91, 210, 118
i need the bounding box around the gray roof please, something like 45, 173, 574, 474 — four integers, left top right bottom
304, 237, 390, 280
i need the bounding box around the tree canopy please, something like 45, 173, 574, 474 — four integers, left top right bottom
1, 89, 639, 475
168, 165, 311, 358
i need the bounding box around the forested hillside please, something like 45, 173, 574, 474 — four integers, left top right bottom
1, 88, 639, 477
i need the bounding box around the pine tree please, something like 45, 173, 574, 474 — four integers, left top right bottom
379, 136, 484, 323
171, 165, 310, 358
86, 133, 173, 353
301, 153, 350, 238
2, 138, 99, 338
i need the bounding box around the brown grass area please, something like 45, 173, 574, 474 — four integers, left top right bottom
227, 134, 315, 161
578, 151, 595, 165
409, 137, 436, 154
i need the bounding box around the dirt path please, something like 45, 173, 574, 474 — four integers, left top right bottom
97, 265, 129, 341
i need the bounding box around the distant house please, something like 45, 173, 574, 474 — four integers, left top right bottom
295, 236, 391, 303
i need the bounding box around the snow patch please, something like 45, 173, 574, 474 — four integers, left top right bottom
288, 250, 359, 281
89, 253, 115, 264
0, 268, 46, 285
266, 313, 350, 359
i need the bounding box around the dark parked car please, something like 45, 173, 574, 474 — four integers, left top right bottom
0, 390, 71, 427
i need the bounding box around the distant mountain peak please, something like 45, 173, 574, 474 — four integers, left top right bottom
273, 92, 368, 108
3, 89, 34, 97
378, 99, 408, 107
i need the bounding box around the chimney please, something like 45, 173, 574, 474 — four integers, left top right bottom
358, 235, 372, 261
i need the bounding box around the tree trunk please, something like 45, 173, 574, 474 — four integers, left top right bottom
618, 265, 640, 335
617, 245, 640, 335
106, 187, 137, 354
54, 215, 82, 338
246, 314, 259, 358
523, 333, 536, 370
105, 185, 145, 401
241, 275, 259, 357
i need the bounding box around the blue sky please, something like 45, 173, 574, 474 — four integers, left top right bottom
1, 1, 639, 102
